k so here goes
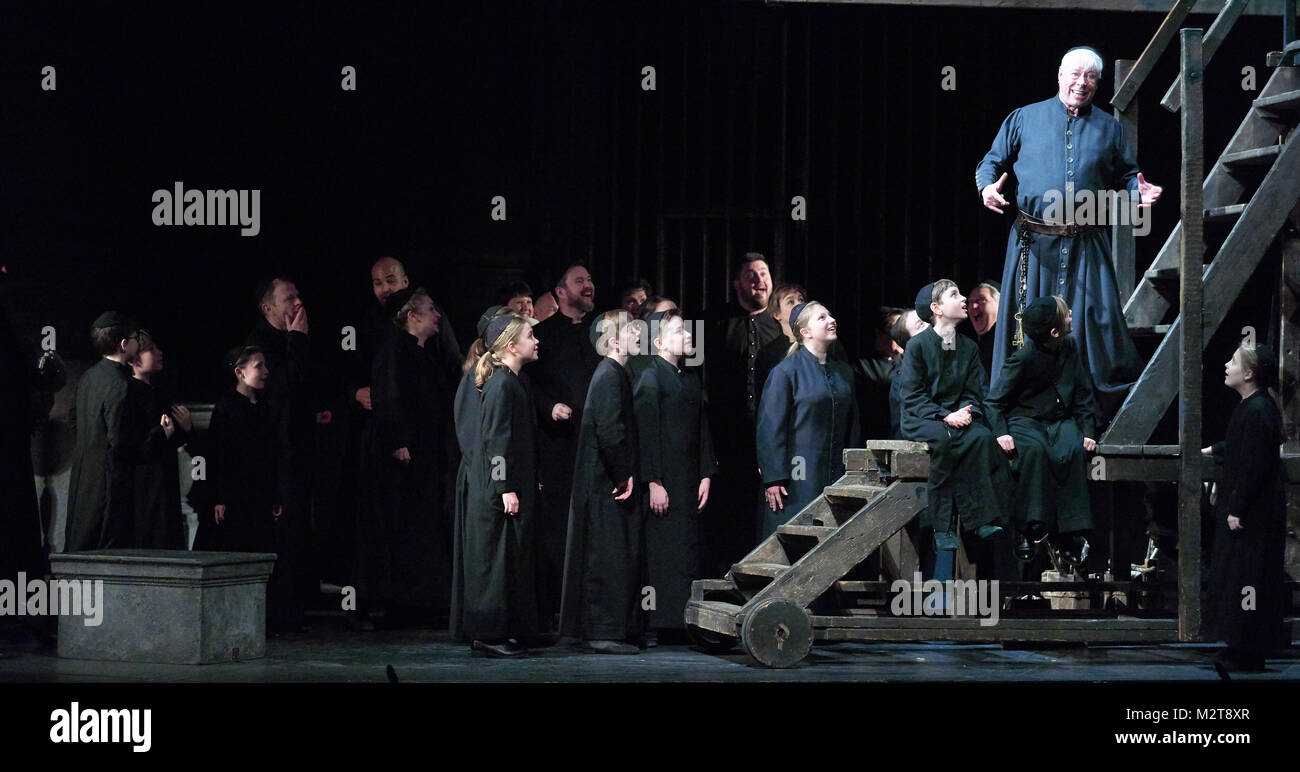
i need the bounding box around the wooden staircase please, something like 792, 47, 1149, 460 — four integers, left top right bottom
1104, 63, 1300, 445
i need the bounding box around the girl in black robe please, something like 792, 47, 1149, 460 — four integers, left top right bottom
898, 281, 1014, 580
1202, 342, 1285, 672
197, 347, 279, 554
128, 331, 192, 549
633, 310, 717, 640
463, 314, 541, 657
559, 311, 645, 654
356, 289, 452, 621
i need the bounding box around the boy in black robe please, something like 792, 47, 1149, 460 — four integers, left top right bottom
633, 310, 717, 642
559, 311, 645, 654
65, 312, 144, 552
986, 297, 1098, 567
897, 283, 1014, 581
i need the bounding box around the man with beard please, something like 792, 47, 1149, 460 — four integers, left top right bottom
524, 262, 601, 631
702, 253, 783, 573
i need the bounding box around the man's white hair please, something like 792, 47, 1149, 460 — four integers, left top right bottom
1061, 47, 1104, 76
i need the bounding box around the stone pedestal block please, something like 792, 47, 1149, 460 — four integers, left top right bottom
49, 550, 276, 665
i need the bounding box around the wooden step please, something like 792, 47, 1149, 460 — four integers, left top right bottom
1220, 144, 1283, 168
824, 483, 888, 501
684, 599, 743, 634
690, 578, 737, 601
1129, 324, 1171, 337
777, 524, 838, 540
1254, 89, 1300, 117
1204, 203, 1246, 222
730, 562, 787, 581
1143, 266, 1178, 282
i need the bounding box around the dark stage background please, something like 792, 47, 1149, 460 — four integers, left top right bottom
0, 0, 1282, 429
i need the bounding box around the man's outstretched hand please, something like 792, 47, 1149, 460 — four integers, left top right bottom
981, 172, 1010, 214
1137, 172, 1163, 207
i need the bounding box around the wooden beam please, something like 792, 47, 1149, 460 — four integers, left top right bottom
1112, 0, 1198, 113
1114, 59, 1138, 305
1177, 29, 1205, 644
1160, 0, 1248, 113
767, 0, 1284, 15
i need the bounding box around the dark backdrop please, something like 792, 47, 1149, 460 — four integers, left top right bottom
0, 0, 1280, 409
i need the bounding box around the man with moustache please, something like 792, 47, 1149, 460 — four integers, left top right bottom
524, 262, 602, 631
977, 46, 1162, 418
702, 253, 784, 572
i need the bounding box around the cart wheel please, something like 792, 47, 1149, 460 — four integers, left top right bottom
740, 598, 812, 668
686, 624, 738, 653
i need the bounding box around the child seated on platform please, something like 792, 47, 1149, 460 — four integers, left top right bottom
897, 280, 1014, 581
986, 296, 1098, 570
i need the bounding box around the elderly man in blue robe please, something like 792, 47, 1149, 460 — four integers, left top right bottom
976, 46, 1163, 419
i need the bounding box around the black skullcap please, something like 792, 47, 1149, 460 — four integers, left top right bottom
384, 288, 417, 319
92, 310, 130, 328
788, 302, 809, 332
1250, 343, 1280, 391
646, 310, 671, 326
483, 314, 516, 348
914, 284, 935, 324
477, 305, 505, 338
1021, 297, 1058, 330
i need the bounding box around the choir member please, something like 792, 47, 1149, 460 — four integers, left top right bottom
1203, 342, 1285, 673
633, 309, 716, 643
897, 281, 1013, 580
986, 297, 1098, 565
357, 288, 453, 624
638, 296, 678, 320
524, 262, 601, 631
703, 253, 784, 570
198, 346, 280, 557
754, 283, 806, 411
463, 313, 542, 657
559, 311, 644, 654
502, 280, 536, 320
961, 281, 1000, 391
65, 312, 144, 551
128, 330, 192, 549
756, 302, 860, 538
534, 290, 560, 323
450, 305, 511, 642
618, 277, 653, 316
888, 309, 929, 439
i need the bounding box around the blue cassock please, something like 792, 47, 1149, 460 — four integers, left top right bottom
976, 95, 1144, 417
756, 345, 859, 539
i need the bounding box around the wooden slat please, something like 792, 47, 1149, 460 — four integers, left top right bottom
777, 524, 838, 539
879, 528, 921, 580
1160, 0, 1248, 112
862, 439, 929, 452
1129, 324, 1172, 337
823, 482, 889, 501
1103, 105, 1300, 445
1254, 89, 1300, 116
1111, 0, 1197, 112
1220, 145, 1284, 168
1114, 59, 1138, 304
1204, 203, 1247, 222
1177, 29, 1206, 644
684, 599, 742, 636
771, 0, 1282, 13
730, 562, 787, 580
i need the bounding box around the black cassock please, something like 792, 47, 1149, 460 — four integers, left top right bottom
194, 389, 278, 553
633, 355, 717, 631
449, 367, 479, 641
986, 337, 1098, 533
560, 358, 644, 642
703, 308, 784, 570
358, 331, 452, 612
523, 311, 601, 626
462, 366, 540, 640
0, 300, 45, 582
65, 359, 142, 551
131, 379, 188, 550
897, 328, 1011, 533
1207, 392, 1286, 656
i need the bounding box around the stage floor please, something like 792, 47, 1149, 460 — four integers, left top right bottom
2, 618, 1296, 683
